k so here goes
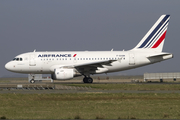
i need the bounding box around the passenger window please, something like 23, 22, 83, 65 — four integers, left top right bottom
20, 58, 23, 61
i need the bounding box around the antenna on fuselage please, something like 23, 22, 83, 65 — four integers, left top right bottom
33, 49, 36, 52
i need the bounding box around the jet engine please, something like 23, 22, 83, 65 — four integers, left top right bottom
51, 68, 74, 80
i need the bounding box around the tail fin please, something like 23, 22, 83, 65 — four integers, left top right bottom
133, 15, 170, 52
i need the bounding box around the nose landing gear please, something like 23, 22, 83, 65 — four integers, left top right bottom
30, 79, 35, 83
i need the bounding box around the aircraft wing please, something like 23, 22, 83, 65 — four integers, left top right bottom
74, 60, 116, 68
73, 60, 117, 74
50, 59, 117, 73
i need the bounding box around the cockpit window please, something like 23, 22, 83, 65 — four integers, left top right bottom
13, 57, 23, 61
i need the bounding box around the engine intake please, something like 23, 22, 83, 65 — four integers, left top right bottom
51, 69, 74, 80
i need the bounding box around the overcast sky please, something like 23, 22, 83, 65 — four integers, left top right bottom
1, 0, 180, 77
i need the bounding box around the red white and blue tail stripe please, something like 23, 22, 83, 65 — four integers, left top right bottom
133, 15, 170, 52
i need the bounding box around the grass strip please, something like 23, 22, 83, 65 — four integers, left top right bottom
0, 93, 180, 119
63, 83, 180, 90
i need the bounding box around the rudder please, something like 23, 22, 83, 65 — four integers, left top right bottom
133, 15, 170, 52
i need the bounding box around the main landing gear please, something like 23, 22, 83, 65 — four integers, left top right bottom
83, 77, 93, 83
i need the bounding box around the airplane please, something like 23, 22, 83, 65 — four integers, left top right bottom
5, 14, 173, 83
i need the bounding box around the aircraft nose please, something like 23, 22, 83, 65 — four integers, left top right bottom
5, 62, 13, 71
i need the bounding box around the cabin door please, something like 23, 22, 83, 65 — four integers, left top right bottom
129, 53, 135, 65
29, 54, 36, 66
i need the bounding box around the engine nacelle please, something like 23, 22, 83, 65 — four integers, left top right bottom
51, 69, 74, 80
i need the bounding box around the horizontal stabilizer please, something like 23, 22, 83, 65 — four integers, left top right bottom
147, 53, 173, 59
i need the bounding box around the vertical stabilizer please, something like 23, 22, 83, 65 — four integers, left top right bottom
133, 15, 170, 52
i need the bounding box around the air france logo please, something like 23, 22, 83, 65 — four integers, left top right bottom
73, 54, 77, 57
38, 54, 77, 57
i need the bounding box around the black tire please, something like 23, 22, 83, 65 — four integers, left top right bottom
87, 77, 93, 83
83, 77, 87, 83
30, 79, 35, 84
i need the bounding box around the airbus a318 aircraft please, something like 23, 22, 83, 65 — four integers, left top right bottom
5, 15, 173, 83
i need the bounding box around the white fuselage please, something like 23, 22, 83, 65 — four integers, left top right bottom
5, 50, 172, 75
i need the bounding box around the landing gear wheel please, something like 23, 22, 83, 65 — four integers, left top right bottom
87, 77, 93, 83
30, 79, 35, 84
83, 77, 87, 83
83, 77, 93, 83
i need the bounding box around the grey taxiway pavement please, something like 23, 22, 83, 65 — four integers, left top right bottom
0, 81, 180, 94
1, 76, 180, 94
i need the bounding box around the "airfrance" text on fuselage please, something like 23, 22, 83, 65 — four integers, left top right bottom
38, 54, 71, 57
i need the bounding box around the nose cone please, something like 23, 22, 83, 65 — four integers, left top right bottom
5, 62, 14, 72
